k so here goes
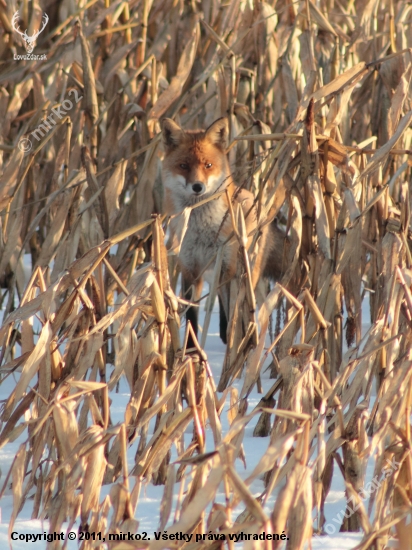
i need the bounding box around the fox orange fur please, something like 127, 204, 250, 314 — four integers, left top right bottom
161, 117, 284, 344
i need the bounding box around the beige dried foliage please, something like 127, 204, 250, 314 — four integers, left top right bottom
1, 0, 412, 547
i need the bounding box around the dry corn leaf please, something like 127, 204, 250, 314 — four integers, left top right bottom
8, 443, 27, 539
359, 110, 412, 181
80, 427, 107, 525
148, 454, 223, 550
308, 175, 331, 260
308, 0, 337, 36
148, 24, 199, 122
3, 321, 52, 420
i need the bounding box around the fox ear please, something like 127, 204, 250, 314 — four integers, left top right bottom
161, 118, 183, 150
205, 117, 229, 150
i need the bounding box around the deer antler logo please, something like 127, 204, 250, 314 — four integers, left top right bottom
12, 11, 49, 53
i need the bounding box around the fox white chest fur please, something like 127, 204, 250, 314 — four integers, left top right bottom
169, 190, 233, 277
163, 173, 234, 277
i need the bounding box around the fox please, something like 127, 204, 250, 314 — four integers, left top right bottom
161, 117, 284, 345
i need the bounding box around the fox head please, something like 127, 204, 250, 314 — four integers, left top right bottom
161, 117, 230, 209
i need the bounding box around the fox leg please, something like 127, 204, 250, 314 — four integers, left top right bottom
182, 271, 203, 347
218, 280, 233, 345
218, 294, 228, 344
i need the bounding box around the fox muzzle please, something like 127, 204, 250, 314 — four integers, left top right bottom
191, 182, 205, 195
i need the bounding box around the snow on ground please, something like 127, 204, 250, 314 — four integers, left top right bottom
0, 278, 373, 549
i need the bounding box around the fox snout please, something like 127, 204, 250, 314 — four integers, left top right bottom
191, 182, 205, 195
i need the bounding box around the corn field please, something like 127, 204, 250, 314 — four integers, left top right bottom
1, 0, 412, 548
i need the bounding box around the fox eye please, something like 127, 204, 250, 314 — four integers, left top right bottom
205, 163, 212, 169
180, 163, 189, 170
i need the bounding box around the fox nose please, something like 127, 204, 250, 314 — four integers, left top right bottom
192, 182, 205, 194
